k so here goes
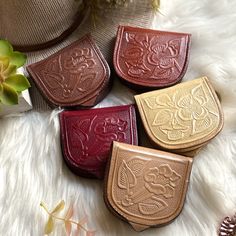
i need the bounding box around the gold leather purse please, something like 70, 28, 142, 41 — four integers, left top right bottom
135, 77, 224, 156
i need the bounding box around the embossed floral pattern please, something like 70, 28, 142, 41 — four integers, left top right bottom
122, 32, 183, 79
117, 157, 182, 215
145, 83, 214, 140
177, 88, 208, 121
94, 117, 128, 142
41, 42, 99, 99
63, 48, 95, 74
71, 116, 128, 162
144, 164, 181, 199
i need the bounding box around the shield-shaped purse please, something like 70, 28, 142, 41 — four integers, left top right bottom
27, 34, 110, 108
113, 25, 191, 90
60, 105, 138, 179
135, 77, 224, 156
104, 141, 193, 231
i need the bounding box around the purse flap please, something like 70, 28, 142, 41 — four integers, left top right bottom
27, 34, 110, 107
60, 105, 138, 179
135, 77, 224, 152
114, 25, 191, 88
105, 142, 193, 231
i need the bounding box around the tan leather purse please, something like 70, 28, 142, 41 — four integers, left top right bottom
135, 77, 224, 156
104, 141, 193, 231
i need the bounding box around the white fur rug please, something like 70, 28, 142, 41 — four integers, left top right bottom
1, 0, 236, 235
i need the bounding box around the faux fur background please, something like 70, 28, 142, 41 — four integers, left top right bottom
0, 0, 236, 235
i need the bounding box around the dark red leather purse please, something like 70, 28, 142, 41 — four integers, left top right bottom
114, 26, 191, 90
59, 105, 138, 179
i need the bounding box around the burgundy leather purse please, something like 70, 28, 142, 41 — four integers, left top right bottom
114, 26, 191, 90
60, 105, 138, 179
27, 34, 111, 108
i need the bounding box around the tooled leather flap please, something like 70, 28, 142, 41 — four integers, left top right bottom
113, 25, 191, 88
60, 105, 138, 179
135, 77, 224, 152
105, 141, 193, 231
27, 34, 110, 107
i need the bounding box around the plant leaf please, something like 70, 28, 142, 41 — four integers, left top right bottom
77, 73, 96, 92
74, 215, 88, 236
78, 214, 88, 226
127, 158, 146, 177
9, 51, 27, 68
152, 110, 172, 126
194, 116, 212, 134
138, 198, 168, 215
44, 216, 54, 235
42, 71, 64, 89
3, 64, 17, 77
0, 40, 13, 57
0, 83, 18, 105
74, 223, 82, 236
152, 0, 161, 11
65, 221, 72, 236
192, 83, 207, 105
65, 204, 74, 220
51, 200, 65, 214
0, 56, 10, 72
5, 74, 30, 92
118, 160, 137, 190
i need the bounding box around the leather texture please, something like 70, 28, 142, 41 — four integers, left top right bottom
104, 142, 193, 231
135, 77, 224, 156
113, 25, 191, 90
27, 34, 110, 108
60, 105, 138, 179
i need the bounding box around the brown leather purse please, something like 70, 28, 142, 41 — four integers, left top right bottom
135, 77, 224, 156
27, 34, 110, 108
113, 25, 191, 90
104, 141, 193, 231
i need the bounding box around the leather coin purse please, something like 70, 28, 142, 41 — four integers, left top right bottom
113, 25, 191, 90
60, 105, 138, 179
27, 34, 110, 108
135, 77, 224, 156
104, 141, 193, 231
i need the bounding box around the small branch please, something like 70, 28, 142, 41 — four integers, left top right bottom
40, 202, 89, 233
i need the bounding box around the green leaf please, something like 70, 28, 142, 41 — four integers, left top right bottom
3, 64, 17, 77
0, 83, 18, 105
5, 74, 30, 92
0, 57, 10, 73
44, 216, 54, 235
0, 40, 13, 57
9, 51, 27, 68
51, 200, 65, 214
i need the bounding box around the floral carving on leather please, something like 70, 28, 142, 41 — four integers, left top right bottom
117, 157, 181, 215
145, 83, 213, 140
71, 116, 128, 162
122, 32, 182, 79
144, 164, 181, 199
94, 117, 128, 142
63, 48, 95, 74
41, 47, 97, 98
